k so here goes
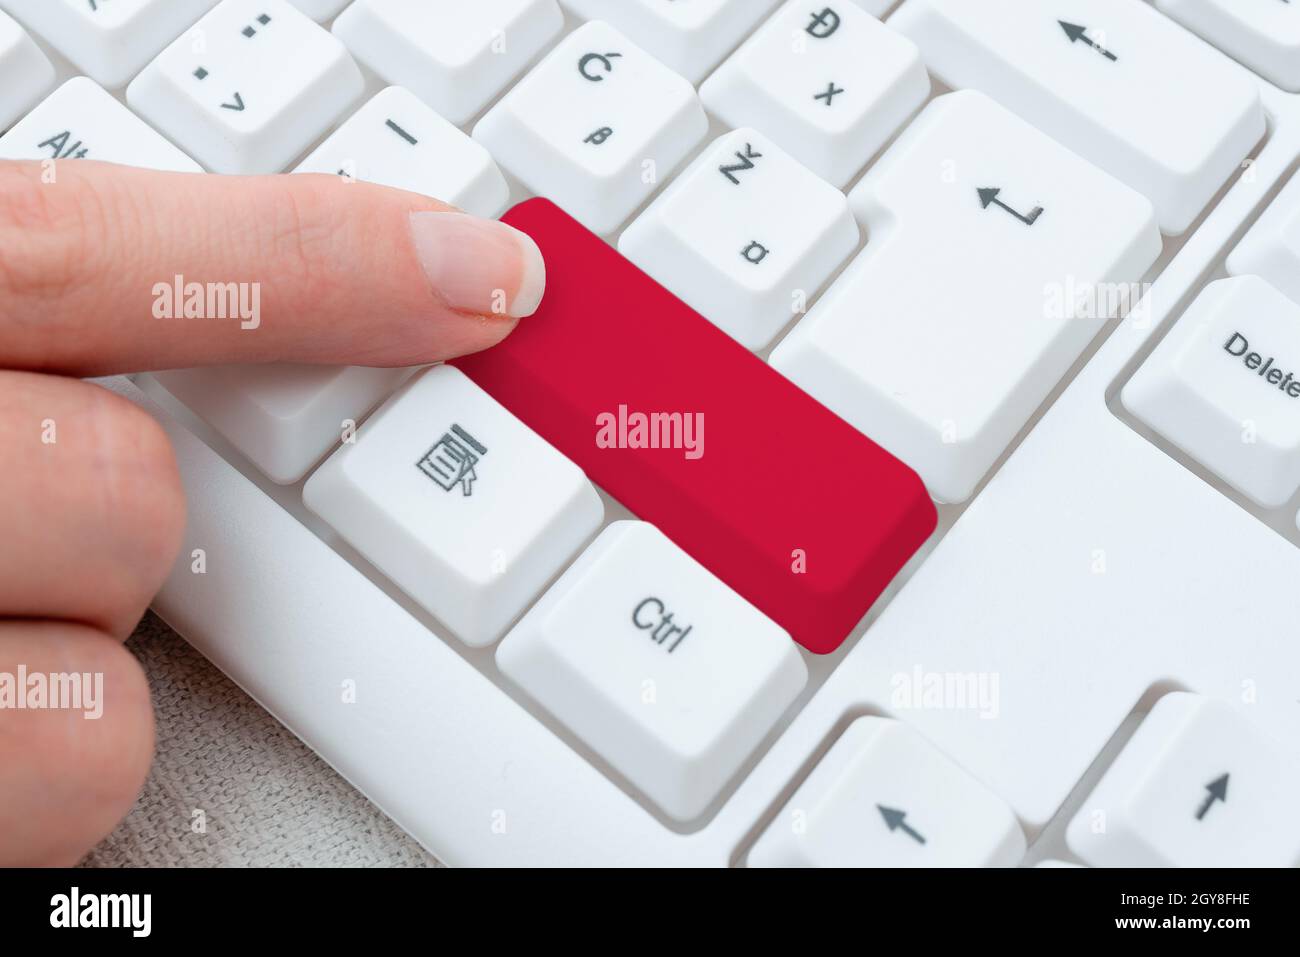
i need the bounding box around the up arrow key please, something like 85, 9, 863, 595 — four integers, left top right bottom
1059, 21, 1119, 62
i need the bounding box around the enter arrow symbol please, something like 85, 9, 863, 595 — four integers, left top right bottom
1195, 773, 1229, 821
877, 805, 927, 845
978, 187, 1044, 226
220, 92, 246, 111
1059, 21, 1119, 62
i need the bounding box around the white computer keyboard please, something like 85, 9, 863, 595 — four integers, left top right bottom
2, 0, 1299, 868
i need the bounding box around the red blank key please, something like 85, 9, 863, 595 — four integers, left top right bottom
454, 199, 935, 654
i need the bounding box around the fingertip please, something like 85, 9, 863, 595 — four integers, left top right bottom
506, 224, 546, 319
408, 211, 547, 321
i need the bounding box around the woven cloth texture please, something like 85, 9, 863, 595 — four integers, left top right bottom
81, 613, 440, 868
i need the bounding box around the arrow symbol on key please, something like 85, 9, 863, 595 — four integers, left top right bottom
220, 92, 246, 111
877, 805, 927, 845
978, 187, 1044, 226
1195, 773, 1230, 821
1059, 21, 1119, 62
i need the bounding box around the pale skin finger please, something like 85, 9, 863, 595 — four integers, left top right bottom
0, 160, 545, 375
0, 156, 548, 865
0, 621, 154, 867
0, 371, 186, 639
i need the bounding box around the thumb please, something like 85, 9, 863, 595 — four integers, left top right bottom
0, 161, 545, 376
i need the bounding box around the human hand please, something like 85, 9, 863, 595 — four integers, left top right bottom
0, 160, 543, 865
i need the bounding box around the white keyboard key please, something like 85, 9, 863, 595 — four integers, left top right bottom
497, 520, 806, 822
892, 0, 1265, 235
296, 87, 509, 217
749, 717, 1025, 867
0, 9, 55, 130
771, 91, 1161, 503
127, 0, 363, 174
474, 20, 708, 235
1226, 170, 1300, 307
304, 365, 604, 646
287, 0, 350, 21
153, 364, 414, 485
620, 128, 859, 350
1158, 0, 1300, 93
701, 0, 930, 189
850, 0, 894, 15
0, 77, 201, 172
1122, 276, 1300, 509
160, 85, 510, 486
1067, 693, 1300, 867
0, 0, 216, 88
558, 0, 780, 85
334, 0, 563, 127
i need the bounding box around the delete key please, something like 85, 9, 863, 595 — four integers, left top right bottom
1124, 276, 1300, 508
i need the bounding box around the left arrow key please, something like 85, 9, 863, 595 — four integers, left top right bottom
748, 717, 1026, 867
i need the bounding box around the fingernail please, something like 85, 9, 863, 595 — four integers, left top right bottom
409, 211, 546, 319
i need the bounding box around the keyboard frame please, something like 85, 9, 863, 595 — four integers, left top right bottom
25, 0, 1296, 864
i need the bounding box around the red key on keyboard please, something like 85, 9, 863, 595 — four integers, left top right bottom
454, 199, 936, 654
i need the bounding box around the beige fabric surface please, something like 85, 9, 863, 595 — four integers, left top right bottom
82, 613, 441, 868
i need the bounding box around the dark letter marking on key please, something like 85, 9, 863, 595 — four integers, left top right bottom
1196, 773, 1229, 821
1059, 21, 1119, 62
978, 187, 1044, 226
720, 143, 763, 185
878, 805, 927, 845
242, 14, 272, 38
578, 52, 622, 81
417, 425, 488, 497
806, 7, 841, 39
38, 132, 88, 160
815, 83, 844, 106
632, 598, 692, 653
221, 93, 246, 112
386, 119, 418, 146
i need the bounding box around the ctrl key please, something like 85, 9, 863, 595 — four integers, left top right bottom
496, 521, 807, 823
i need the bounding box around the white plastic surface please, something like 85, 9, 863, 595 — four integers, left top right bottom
891, 0, 1266, 234
0, 76, 201, 171
0, 0, 216, 88
620, 128, 859, 350
1067, 693, 1300, 867
749, 717, 1025, 867
771, 91, 1162, 503
473, 21, 708, 235
303, 366, 605, 647
333, 0, 563, 127
701, 0, 930, 188
127, 0, 363, 174
498, 521, 806, 823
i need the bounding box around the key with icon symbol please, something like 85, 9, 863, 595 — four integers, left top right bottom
418, 425, 487, 496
